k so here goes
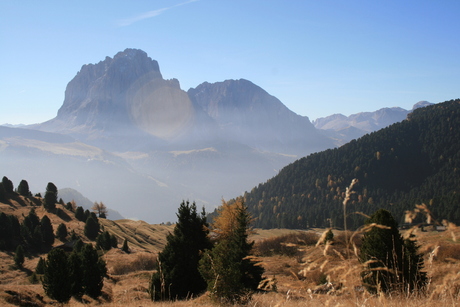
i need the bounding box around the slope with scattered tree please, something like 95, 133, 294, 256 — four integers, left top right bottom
241, 99, 460, 229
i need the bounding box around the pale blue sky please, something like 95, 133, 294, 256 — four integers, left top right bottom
1, 0, 459, 125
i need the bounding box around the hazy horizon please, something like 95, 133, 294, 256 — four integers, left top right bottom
1, 1, 460, 125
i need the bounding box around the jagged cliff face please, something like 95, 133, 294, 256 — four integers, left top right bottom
38, 49, 332, 155
40, 49, 197, 146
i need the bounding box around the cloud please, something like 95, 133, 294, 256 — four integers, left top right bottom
118, 0, 199, 27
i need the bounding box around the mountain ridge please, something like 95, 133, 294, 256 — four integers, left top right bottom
313, 101, 433, 145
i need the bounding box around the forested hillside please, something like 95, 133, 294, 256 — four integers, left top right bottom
243, 99, 460, 229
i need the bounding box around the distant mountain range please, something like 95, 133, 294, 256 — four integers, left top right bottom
0, 48, 433, 223
313, 101, 432, 145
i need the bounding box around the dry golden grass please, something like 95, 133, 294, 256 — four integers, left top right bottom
3, 201, 460, 306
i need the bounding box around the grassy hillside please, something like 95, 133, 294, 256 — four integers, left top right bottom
1, 198, 460, 306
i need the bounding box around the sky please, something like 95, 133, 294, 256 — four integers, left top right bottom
1, 0, 460, 125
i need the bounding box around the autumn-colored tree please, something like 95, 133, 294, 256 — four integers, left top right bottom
199, 199, 264, 304
92, 201, 108, 218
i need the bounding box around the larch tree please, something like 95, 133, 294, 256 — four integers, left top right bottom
199, 199, 264, 304
92, 201, 108, 218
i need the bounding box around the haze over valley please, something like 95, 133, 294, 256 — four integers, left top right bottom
0, 49, 428, 223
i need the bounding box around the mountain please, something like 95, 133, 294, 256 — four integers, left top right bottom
241, 99, 460, 230
313, 101, 432, 145
3, 49, 333, 223
188, 79, 332, 155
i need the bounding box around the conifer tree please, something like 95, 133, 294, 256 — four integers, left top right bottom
149, 201, 212, 301
43, 248, 72, 303
80, 243, 106, 298
121, 238, 130, 253
17, 179, 30, 196
2, 176, 14, 194
84, 216, 100, 240
14, 245, 25, 268
56, 223, 68, 241
40, 215, 54, 247
35, 257, 46, 275
75, 206, 86, 221
359, 209, 427, 293
68, 249, 84, 298
43, 182, 57, 212
199, 199, 264, 304
0, 182, 7, 202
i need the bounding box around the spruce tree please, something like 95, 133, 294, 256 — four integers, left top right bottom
75, 206, 86, 221
359, 209, 427, 293
35, 257, 46, 275
40, 215, 54, 247
121, 238, 130, 253
80, 243, 106, 298
43, 182, 57, 212
149, 201, 212, 301
43, 248, 72, 303
84, 216, 100, 240
56, 223, 68, 241
0, 182, 7, 202
2, 176, 14, 194
68, 249, 84, 298
17, 179, 30, 197
14, 245, 25, 268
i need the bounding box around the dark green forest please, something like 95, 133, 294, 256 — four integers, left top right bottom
242, 99, 460, 230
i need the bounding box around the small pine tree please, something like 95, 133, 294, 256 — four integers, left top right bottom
110, 233, 118, 248
56, 223, 68, 242
2, 176, 14, 194
96, 231, 112, 251
121, 239, 130, 253
68, 249, 84, 298
14, 245, 25, 268
43, 182, 58, 212
359, 209, 427, 293
0, 182, 7, 202
40, 215, 55, 247
149, 201, 212, 301
84, 216, 100, 241
35, 257, 46, 274
81, 243, 106, 298
43, 248, 72, 303
75, 206, 86, 222
17, 179, 30, 197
